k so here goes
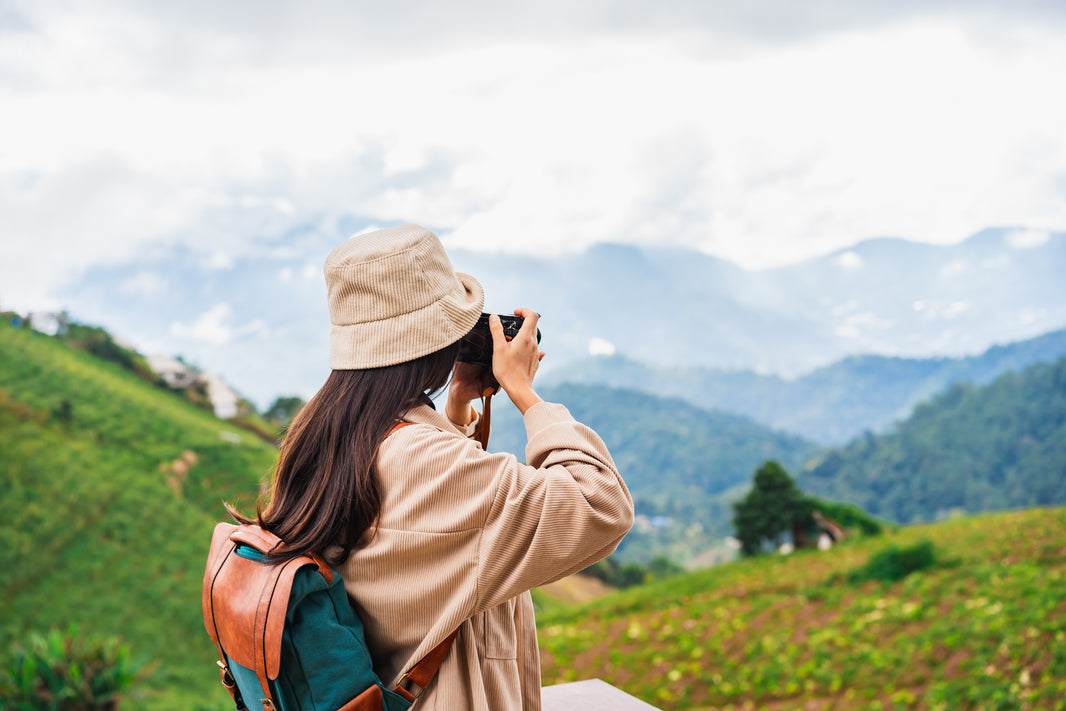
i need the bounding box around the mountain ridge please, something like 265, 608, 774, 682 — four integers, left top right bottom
542, 327, 1066, 444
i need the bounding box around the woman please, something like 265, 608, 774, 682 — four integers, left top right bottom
240, 224, 633, 710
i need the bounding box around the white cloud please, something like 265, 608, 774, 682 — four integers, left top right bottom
918, 300, 972, 321
170, 304, 234, 345
1019, 307, 1047, 325
205, 251, 234, 270
943, 301, 970, 319
940, 260, 971, 278
169, 303, 271, 345
834, 312, 895, 339
588, 337, 617, 357
1005, 229, 1051, 249
3, 2, 1066, 315
832, 251, 864, 269
118, 270, 166, 296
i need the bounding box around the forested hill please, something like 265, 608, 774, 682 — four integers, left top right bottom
799, 357, 1066, 524
487, 383, 820, 561
542, 327, 1066, 444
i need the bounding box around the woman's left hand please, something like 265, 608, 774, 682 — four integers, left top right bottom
445, 361, 494, 426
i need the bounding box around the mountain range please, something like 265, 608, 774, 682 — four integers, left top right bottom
540, 327, 1066, 444
449, 226, 1066, 377
59, 225, 1066, 409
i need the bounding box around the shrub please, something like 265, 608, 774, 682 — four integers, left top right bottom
847, 539, 939, 583
0, 627, 151, 710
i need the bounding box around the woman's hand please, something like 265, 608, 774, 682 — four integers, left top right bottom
489, 308, 545, 414
445, 361, 493, 426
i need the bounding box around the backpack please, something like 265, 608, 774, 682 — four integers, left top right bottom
201, 522, 456, 711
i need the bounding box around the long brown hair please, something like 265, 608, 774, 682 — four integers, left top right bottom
229, 341, 460, 566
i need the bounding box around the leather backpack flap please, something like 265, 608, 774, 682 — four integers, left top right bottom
206, 523, 333, 701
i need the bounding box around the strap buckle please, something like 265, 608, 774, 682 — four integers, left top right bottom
216, 660, 236, 688
397, 672, 426, 700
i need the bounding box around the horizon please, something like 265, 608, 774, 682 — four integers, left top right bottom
5, 224, 1063, 412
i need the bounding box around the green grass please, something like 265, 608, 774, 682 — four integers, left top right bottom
0, 324, 277, 710
537, 507, 1066, 710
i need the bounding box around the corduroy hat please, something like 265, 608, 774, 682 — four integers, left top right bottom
324, 224, 484, 369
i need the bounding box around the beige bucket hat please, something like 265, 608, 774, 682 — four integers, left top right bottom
324, 224, 484, 369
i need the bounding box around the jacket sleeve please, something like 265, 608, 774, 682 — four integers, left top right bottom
473, 401, 634, 612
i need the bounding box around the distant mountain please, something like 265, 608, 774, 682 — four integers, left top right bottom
798, 358, 1066, 524
450, 226, 1066, 377
540, 328, 1066, 444
485, 383, 820, 562
60, 225, 1066, 409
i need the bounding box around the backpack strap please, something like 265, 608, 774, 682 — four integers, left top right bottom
394, 629, 460, 702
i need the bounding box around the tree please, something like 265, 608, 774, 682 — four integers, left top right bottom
264, 396, 307, 427
732, 460, 803, 556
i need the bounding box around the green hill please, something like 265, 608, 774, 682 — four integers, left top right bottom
486, 383, 820, 563
0, 322, 276, 710
800, 357, 1066, 524
537, 506, 1066, 709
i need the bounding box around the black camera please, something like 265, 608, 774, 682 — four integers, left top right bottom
457, 314, 541, 368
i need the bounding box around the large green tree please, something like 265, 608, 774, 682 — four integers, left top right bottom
732, 460, 804, 556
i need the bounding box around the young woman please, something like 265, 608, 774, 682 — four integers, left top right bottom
238, 224, 633, 710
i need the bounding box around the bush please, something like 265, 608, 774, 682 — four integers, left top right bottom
0, 627, 151, 710
847, 539, 939, 583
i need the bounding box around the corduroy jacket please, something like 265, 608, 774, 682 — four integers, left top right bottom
338, 399, 633, 710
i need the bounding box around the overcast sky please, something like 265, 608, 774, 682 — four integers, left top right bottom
2, 0, 1066, 313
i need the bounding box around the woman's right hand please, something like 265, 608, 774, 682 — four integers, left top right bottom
489, 308, 545, 414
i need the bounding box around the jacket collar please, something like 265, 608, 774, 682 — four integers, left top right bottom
401, 403, 465, 436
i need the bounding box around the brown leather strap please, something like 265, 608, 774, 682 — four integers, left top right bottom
474, 387, 495, 450
394, 630, 460, 702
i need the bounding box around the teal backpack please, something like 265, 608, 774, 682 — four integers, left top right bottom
202, 523, 456, 711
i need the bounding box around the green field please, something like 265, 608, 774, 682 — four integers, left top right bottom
538, 506, 1066, 710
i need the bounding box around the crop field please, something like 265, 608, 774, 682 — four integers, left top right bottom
537, 507, 1066, 710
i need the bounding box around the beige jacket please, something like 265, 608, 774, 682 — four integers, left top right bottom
339, 400, 633, 710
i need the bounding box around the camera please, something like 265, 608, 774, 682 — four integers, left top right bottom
457, 313, 541, 367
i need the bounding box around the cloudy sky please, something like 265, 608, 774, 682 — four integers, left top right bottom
4, 1, 1066, 312
2, 1, 1065, 405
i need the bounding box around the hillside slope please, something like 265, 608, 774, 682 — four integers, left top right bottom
800, 358, 1066, 524
537, 506, 1066, 710
0, 323, 276, 710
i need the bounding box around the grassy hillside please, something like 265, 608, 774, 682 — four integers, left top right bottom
801, 358, 1066, 524
537, 506, 1066, 710
0, 323, 276, 710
